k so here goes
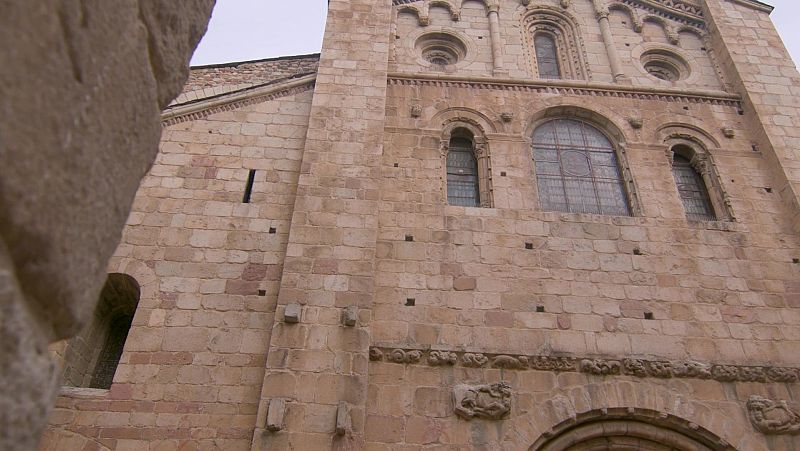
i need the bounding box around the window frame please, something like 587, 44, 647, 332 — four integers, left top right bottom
533, 32, 562, 79
666, 141, 732, 222
530, 117, 638, 217
441, 123, 493, 208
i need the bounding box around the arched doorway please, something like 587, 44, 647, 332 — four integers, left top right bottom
531, 408, 736, 451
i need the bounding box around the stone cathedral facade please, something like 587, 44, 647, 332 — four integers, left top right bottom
41, 0, 800, 449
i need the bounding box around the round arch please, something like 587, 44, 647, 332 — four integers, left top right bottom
530, 408, 737, 451
524, 104, 629, 146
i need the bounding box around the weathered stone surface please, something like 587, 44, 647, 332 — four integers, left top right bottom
0, 1, 214, 449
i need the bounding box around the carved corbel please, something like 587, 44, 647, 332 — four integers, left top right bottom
440, 139, 450, 157
667, 27, 680, 46
690, 153, 709, 176
560, 0, 571, 8
410, 104, 422, 118
747, 396, 800, 435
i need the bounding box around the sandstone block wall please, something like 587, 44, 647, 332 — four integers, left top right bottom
40, 0, 800, 449
41, 87, 314, 451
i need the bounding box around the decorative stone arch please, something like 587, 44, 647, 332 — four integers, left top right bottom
428, 0, 461, 21
521, 6, 591, 80
397, 4, 429, 26
656, 122, 734, 221
440, 118, 493, 207
530, 408, 738, 451
430, 106, 499, 134
608, 2, 643, 32
525, 104, 643, 216
498, 381, 746, 450
641, 14, 680, 45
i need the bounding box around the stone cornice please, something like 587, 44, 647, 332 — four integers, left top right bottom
369, 346, 800, 384
620, 0, 706, 28
388, 72, 741, 107
161, 74, 317, 126
723, 0, 774, 14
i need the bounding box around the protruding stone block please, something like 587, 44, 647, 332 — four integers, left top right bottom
266, 398, 287, 432
343, 305, 358, 327
284, 303, 301, 324
335, 401, 351, 436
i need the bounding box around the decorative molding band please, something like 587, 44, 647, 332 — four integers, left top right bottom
369, 347, 800, 384
161, 74, 316, 126
621, 0, 705, 28
387, 73, 741, 107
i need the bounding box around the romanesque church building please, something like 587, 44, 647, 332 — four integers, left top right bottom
42, 0, 800, 449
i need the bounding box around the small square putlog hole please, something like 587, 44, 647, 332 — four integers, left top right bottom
535, 305, 545, 313
644, 312, 654, 320
405, 235, 414, 242
268, 227, 277, 234
405, 298, 416, 306
525, 242, 534, 250
258, 289, 267, 296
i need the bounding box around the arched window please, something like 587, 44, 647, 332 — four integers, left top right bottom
533, 119, 630, 216
447, 136, 480, 207
534, 33, 561, 79
60, 274, 139, 389
671, 146, 716, 221
524, 9, 590, 80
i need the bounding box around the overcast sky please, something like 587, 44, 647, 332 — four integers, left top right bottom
191, 0, 799, 68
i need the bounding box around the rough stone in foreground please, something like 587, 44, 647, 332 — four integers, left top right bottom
0, 1, 215, 450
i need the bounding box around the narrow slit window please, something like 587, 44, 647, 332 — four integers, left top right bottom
243, 169, 256, 203
534, 33, 561, 79
446, 137, 480, 207
532, 119, 630, 216
672, 153, 716, 221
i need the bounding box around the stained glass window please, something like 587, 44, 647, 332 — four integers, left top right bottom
533, 119, 630, 216
672, 153, 716, 221
535, 34, 561, 79
447, 137, 480, 207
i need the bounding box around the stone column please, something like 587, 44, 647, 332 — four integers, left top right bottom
594, 5, 627, 83
487, 4, 507, 75
251, 0, 392, 449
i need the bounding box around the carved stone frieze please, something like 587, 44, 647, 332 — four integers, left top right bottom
369, 346, 800, 384
369, 347, 383, 361
747, 396, 800, 435
530, 356, 577, 371
581, 359, 621, 375
463, 353, 489, 368
387, 348, 422, 364
453, 382, 512, 420
428, 351, 458, 366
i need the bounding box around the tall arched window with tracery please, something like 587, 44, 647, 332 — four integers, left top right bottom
671, 145, 716, 221
534, 33, 561, 79
447, 136, 480, 207
533, 119, 630, 216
